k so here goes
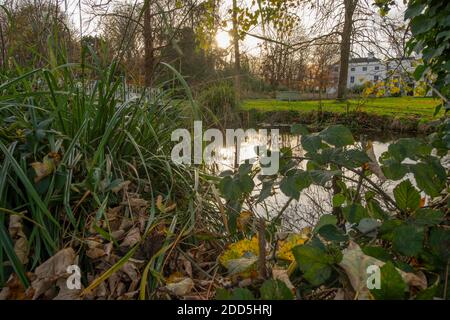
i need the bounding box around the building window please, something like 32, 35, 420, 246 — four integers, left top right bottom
374, 75, 379, 81
350, 76, 355, 83
351, 67, 355, 71
362, 66, 367, 71
375, 66, 380, 70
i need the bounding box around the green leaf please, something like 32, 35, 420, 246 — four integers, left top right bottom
356, 218, 381, 236
381, 159, 407, 180
393, 180, 420, 212
413, 64, 427, 80
309, 170, 341, 186
410, 15, 436, 35
414, 209, 445, 226
231, 288, 255, 300
319, 125, 354, 147
362, 246, 392, 262
318, 224, 348, 242
429, 227, 450, 261
387, 138, 431, 161
219, 176, 240, 200
292, 243, 334, 286
370, 262, 406, 300
392, 224, 424, 256
257, 180, 273, 202
332, 194, 346, 207
314, 214, 337, 232
301, 134, 322, 153
410, 160, 446, 197
415, 285, 438, 300
260, 279, 294, 300
291, 124, 309, 135
279, 170, 311, 200
379, 219, 404, 241
238, 174, 255, 194
405, 2, 425, 20
342, 203, 368, 224
215, 288, 232, 300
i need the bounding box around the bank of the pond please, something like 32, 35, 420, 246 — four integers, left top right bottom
240, 97, 445, 133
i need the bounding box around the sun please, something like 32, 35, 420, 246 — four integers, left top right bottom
216, 30, 231, 49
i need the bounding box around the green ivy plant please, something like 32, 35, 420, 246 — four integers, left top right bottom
216, 120, 449, 300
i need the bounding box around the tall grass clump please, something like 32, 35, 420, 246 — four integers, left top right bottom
0, 40, 220, 294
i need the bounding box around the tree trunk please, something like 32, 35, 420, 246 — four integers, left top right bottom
143, 0, 154, 88
337, 0, 357, 100
232, 0, 241, 104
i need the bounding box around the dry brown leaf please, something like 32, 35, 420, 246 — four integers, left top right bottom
0, 273, 34, 300
8, 216, 29, 264
31, 248, 76, 299
86, 247, 106, 259
164, 278, 194, 296
31, 155, 57, 183
272, 268, 295, 291
53, 278, 82, 300
120, 227, 141, 247
365, 141, 386, 182
111, 180, 131, 193
339, 241, 427, 300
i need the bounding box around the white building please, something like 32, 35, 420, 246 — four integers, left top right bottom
328, 53, 420, 94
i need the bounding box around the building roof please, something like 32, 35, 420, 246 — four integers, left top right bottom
349, 57, 380, 63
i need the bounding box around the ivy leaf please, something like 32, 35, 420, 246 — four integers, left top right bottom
319, 125, 354, 147
292, 243, 334, 286
260, 279, 294, 300
392, 224, 424, 257
370, 262, 406, 300
393, 180, 420, 212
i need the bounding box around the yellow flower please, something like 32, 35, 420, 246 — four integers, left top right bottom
277, 231, 309, 262
219, 237, 259, 268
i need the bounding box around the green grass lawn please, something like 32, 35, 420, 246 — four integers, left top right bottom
241, 97, 443, 120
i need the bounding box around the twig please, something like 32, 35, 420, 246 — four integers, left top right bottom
257, 217, 267, 280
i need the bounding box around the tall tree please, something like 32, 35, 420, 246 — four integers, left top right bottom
337, 0, 358, 99
232, 0, 241, 103
143, 0, 154, 87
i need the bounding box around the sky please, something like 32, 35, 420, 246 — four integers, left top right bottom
61, 0, 407, 58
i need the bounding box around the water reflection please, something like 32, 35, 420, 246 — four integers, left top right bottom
207, 129, 414, 232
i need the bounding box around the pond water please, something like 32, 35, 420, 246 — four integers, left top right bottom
206, 129, 419, 231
